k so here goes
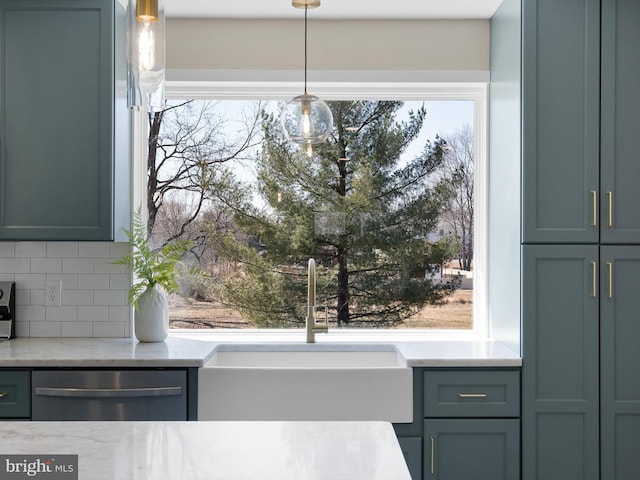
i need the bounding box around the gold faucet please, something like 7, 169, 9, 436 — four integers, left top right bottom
306, 258, 328, 343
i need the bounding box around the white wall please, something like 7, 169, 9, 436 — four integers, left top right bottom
167, 19, 490, 76
488, 0, 521, 352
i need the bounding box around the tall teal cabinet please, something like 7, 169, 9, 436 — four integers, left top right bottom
522, 0, 640, 478
522, 245, 600, 480
0, 0, 129, 241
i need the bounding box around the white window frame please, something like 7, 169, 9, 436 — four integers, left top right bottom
132, 80, 489, 339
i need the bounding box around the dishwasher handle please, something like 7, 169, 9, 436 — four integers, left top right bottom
35, 386, 182, 398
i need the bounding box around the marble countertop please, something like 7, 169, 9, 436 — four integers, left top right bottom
0, 421, 410, 480
0, 333, 521, 367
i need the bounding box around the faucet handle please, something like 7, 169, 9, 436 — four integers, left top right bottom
313, 305, 329, 332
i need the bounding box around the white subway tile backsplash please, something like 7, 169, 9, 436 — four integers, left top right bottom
15, 273, 46, 289
79, 242, 111, 258
62, 322, 93, 337
21, 306, 46, 322
78, 306, 110, 323
46, 306, 78, 322
15, 321, 29, 337
30, 290, 45, 306
94, 290, 127, 306
110, 242, 131, 259
109, 305, 132, 323
94, 258, 126, 274
30, 322, 62, 337
93, 321, 126, 338
0, 258, 31, 274
46, 242, 78, 258
31, 258, 62, 274
0, 243, 15, 257
1, 241, 132, 338
78, 274, 110, 290
16, 289, 31, 306
109, 274, 130, 290
15, 242, 46, 258
46, 274, 79, 290
62, 258, 94, 274
62, 290, 94, 306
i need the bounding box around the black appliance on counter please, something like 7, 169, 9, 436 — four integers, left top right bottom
0, 281, 15, 339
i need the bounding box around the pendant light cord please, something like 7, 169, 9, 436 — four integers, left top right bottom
304, 5, 308, 95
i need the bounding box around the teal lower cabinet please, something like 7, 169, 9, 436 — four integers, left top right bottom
395, 368, 520, 480
522, 245, 599, 480
424, 419, 519, 480
522, 245, 640, 479
600, 247, 640, 479
0, 370, 30, 419
397, 437, 422, 480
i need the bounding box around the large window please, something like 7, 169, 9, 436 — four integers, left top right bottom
135, 83, 487, 335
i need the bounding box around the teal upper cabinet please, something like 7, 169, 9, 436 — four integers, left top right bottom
523, 0, 640, 245
0, 0, 129, 241
522, 0, 600, 244
600, 0, 640, 244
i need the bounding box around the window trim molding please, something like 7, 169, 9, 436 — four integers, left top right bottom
133, 80, 489, 338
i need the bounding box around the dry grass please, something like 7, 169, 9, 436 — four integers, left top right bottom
169, 289, 472, 330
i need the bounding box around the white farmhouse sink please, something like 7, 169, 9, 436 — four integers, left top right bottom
198, 345, 413, 422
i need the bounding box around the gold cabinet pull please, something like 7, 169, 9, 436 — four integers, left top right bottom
607, 261, 613, 299
0, 392, 6, 398
430, 435, 435, 475
607, 191, 613, 227
591, 261, 597, 298
458, 393, 488, 398
591, 190, 597, 227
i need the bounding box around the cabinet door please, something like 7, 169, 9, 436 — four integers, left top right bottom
423, 419, 519, 480
0, 370, 30, 418
521, 0, 600, 243
0, 0, 114, 240
521, 245, 599, 480
600, 0, 640, 244
600, 246, 640, 479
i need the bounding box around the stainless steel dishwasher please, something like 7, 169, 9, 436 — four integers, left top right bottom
31, 370, 187, 420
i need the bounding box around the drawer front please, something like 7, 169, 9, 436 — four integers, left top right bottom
424, 370, 520, 418
0, 371, 31, 418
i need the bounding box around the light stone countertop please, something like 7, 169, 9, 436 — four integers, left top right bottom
0, 333, 521, 367
0, 421, 410, 480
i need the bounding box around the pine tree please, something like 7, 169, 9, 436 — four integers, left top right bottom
212, 100, 459, 327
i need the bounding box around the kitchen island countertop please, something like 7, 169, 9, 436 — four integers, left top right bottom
0, 420, 410, 480
0, 335, 521, 367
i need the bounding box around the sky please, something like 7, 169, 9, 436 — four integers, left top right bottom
164, 98, 474, 207
398, 100, 474, 163
207, 99, 474, 180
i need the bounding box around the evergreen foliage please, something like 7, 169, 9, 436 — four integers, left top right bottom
210, 101, 460, 327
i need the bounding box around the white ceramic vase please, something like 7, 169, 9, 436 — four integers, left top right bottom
135, 286, 169, 342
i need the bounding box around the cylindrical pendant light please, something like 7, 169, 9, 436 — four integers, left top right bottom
280, 0, 333, 145
127, 0, 165, 112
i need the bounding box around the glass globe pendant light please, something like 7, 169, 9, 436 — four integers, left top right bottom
280, 0, 333, 145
